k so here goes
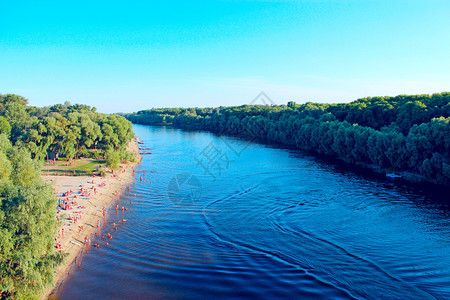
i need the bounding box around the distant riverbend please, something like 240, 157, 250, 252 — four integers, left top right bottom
58, 124, 450, 299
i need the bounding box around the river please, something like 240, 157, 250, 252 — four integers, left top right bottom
58, 124, 450, 299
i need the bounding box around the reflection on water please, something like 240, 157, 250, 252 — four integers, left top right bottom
59, 125, 450, 299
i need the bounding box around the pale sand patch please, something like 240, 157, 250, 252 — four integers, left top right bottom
42, 140, 142, 299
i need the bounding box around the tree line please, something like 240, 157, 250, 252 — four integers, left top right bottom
125, 92, 450, 186
0, 94, 135, 298
0, 94, 134, 162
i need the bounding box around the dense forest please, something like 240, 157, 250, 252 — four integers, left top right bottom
125, 92, 450, 186
0, 94, 134, 298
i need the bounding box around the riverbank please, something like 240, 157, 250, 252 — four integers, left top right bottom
42, 139, 142, 299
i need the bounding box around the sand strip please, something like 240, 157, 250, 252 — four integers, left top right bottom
42, 139, 142, 299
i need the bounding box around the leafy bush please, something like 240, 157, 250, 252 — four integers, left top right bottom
105, 150, 120, 170
120, 150, 135, 163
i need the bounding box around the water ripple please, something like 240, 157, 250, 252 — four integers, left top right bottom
59, 125, 450, 300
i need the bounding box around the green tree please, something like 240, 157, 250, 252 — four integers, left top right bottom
0, 116, 11, 137
0, 146, 64, 298
105, 150, 120, 170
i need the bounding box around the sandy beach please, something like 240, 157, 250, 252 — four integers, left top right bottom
42, 140, 141, 299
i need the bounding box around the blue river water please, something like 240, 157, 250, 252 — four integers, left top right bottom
58, 124, 450, 299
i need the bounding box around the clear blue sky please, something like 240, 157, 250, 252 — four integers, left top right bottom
1, 0, 449, 113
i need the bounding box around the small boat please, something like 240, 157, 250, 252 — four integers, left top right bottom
70, 240, 82, 247
140, 152, 152, 155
